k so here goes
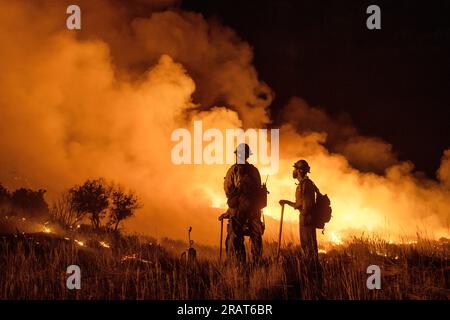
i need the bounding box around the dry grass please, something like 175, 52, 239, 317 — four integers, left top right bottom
0, 231, 449, 300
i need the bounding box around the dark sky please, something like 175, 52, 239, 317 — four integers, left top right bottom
182, 0, 450, 178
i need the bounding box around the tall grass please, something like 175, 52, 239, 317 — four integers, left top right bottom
0, 232, 449, 300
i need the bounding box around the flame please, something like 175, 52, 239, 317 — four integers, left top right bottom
330, 231, 343, 245
43, 226, 51, 233
99, 241, 110, 248
121, 253, 137, 262
210, 197, 225, 209
120, 253, 151, 264
74, 240, 84, 247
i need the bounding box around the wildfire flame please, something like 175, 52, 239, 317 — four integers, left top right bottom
330, 231, 343, 245
121, 253, 138, 262
121, 254, 151, 264
99, 241, 110, 248
74, 240, 84, 247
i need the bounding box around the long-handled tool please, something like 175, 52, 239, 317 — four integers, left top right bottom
219, 218, 224, 261
188, 226, 192, 247
181, 226, 196, 264
277, 204, 285, 260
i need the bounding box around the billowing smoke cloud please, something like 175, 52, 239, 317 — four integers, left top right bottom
281, 97, 398, 173
76, 0, 273, 127
438, 148, 450, 189
0, 0, 448, 245
0, 0, 270, 244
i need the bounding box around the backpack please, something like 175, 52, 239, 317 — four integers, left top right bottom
256, 182, 269, 209
227, 164, 268, 210
303, 179, 332, 230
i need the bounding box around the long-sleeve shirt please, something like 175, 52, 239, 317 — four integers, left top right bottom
294, 175, 316, 216
224, 163, 261, 198
224, 163, 261, 218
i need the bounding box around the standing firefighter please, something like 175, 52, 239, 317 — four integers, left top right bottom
279, 160, 322, 278
220, 143, 265, 264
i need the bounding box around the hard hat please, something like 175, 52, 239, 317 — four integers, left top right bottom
234, 143, 253, 157
293, 159, 310, 173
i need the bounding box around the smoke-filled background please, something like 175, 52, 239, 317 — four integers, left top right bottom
0, 0, 449, 245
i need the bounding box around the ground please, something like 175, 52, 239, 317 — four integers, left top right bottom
0, 216, 449, 300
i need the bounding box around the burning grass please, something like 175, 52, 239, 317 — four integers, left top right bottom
0, 226, 449, 300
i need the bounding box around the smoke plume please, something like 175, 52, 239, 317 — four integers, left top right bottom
0, 0, 448, 245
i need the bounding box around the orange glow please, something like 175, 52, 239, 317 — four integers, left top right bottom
0, 0, 448, 246
74, 240, 84, 247
99, 241, 110, 248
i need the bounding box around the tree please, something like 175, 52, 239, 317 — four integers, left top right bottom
109, 186, 141, 232
0, 183, 10, 205
69, 178, 110, 230
50, 191, 85, 228
10, 188, 49, 218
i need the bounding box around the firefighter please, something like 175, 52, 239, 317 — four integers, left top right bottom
220, 143, 264, 264
279, 160, 320, 267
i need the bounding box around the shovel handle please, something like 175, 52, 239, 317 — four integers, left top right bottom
277, 204, 285, 259
219, 218, 224, 261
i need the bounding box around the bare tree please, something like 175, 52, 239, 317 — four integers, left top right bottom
50, 191, 85, 228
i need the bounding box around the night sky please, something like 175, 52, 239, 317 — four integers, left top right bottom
182, 0, 450, 178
